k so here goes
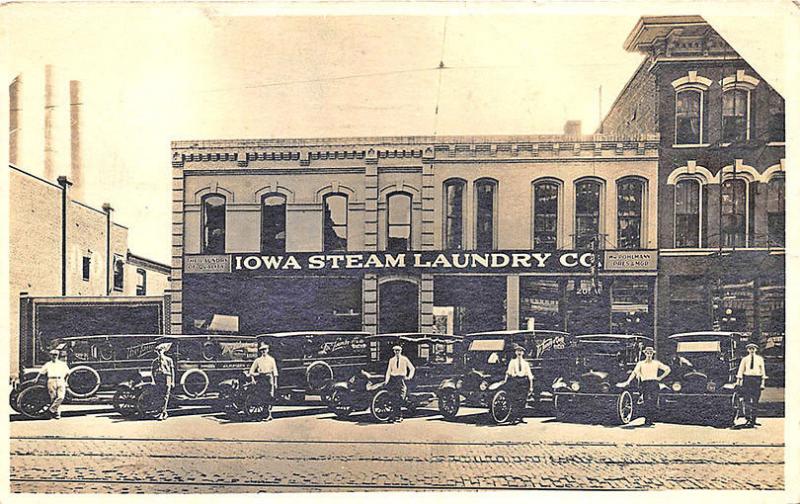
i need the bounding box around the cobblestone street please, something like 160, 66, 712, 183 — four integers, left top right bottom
10, 404, 784, 492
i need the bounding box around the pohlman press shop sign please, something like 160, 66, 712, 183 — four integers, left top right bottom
184, 250, 658, 275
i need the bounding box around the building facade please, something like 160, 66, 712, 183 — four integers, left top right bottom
171, 134, 660, 338
601, 16, 785, 356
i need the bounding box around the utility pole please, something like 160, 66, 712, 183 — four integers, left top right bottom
57, 176, 72, 295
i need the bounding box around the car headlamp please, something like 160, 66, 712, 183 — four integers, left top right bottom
569, 381, 581, 392
706, 381, 717, 392
479, 380, 488, 391
671, 382, 682, 392
456, 379, 463, 390
600, 383, 610, 393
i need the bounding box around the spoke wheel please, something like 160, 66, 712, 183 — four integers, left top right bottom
18, 385, 51, 419
438, 389, 460, 419
113, 385, 138, 418
244, 391, 271, 420
370, 390, 398, 423
327, 389, 353, 419
491, 390, 512, 424
615, 391, 633, 425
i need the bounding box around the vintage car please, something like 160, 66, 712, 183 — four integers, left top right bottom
325, 333, 464, 422
437, 330, 573, 424
254, 331, 370, 402
659, 331, 746, 427
113, 334, 258, 419
552, 334, 651, 425
11, 334, 161, 417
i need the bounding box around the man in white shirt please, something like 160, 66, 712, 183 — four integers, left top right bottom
384, 344, 415, 422
151, 342, 175, 421
620, 346, 670, 426
736, 342, 767, 428
249, 342, 279, 421
36, 349, 71, 419
504, 343, 534, 424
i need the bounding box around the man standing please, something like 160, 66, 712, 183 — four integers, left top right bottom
736, 342, 767, 428
249, 342, 279, 421
384, 344, 415, 422
620, 346, 670, 426
36, 348, 70, 419
504, 343, 534, 424
151, 342, 175, 421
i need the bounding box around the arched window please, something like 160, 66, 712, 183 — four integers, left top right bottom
674, 179, 701, 248
617, 178, 645, 249
322, 193, 348, 252
387, 192, 412, 251
574, 179, 602, 249
261, 194, 287, 253
720, 178, 748, 248
675, 89, 703, 144
201, 193, 226, 254
474, 179, 497, 250
443, 179, 465, 250
722, 89, 749, 142
767, 175, 785, 247
768, 93, 785, 142
533, 180, 559, 250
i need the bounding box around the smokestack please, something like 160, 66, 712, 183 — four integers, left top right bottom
70, 80, 82, 199
44, 65, 56, 180
9, 75, 21, 166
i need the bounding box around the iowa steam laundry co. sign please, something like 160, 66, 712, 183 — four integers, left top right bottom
183, 250, 657, 275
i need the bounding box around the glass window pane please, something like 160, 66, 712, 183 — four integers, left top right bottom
202, 194, 226, 254
675, 179, 700, 248
676, 90, 701, 144
387, 193, 411, 251
721, 179, 746, 247
722, 89, 748, 142
444, 180, 464, 249
261, 194, 286, 253
768, 94, 785, 142
575, 180, 601, 248
768, 177, 785, 247
534, 182, 558, 250
323, 194, 348, 252
617, 179, 643, 249
475, 180, 496, 250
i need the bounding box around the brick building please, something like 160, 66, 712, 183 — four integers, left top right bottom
601, 16, 785, 356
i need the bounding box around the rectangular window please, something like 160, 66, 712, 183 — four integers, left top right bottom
113, 255, 124, 291
768, 93, 785, 142
444, 180, 465, 249
722, 89, 749, 142
617, 179, 644, 249
136, 268, 147, 296
575, 180, 601, 248
533, 182, 558, 250
202, 194, 226, 254
768, 177, 785, 247
721, 178, 747, 247
675, 179, 700, 248
475, 180, 496, 250
387, 192, 412, 251
262, 194, 287, 253
323, 194, 348, 252
675, 90, 702, 144
82, 256, 91, 281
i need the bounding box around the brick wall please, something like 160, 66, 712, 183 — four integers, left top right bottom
600, 59, 658, 138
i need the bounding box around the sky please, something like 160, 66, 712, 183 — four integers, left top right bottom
3, 2, 794, 264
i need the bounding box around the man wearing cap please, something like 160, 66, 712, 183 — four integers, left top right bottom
504, 343, 534, 424
249, 342, 279, 421
36, 349, 71, 419
384, 344, 415, 422
736, 343, 767, 428
620, 346, 670, 426
151, 342, 175, 421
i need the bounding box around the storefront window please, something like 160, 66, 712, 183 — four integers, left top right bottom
722, 89, 749, 142
721, 178, 747, 248
668, 275, 708, 334
261, 194, 287, 253
575, 179, 602, 249
675, 89, 702, 144
674, 179, 701, 248
379, 280, 418, 333
443, 179, 465, 250
519, 278, 563, 331
715, 281, 755, 333
617, 178, 644, 250
201, 194, 226, 254
387, 192, 412, 251
610, 278, 651, 335
434, 276, 506, 334
322, 193, 348, 252
475, 179, 497, 250
533, 181, 559, 250
767, 176, 785, 247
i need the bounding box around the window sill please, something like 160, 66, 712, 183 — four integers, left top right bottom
671, 143, 710, 149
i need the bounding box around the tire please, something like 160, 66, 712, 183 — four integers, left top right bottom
438, 388, 460, 419
18, 385, 52, 419
327, 388, 353, 419
370, 390, 398, 423
112, 384, 138, 418
614, 391, 634, 425
306, 361, 334, 392
9, 387, 22, 414
491, 390, 512, 424
180, 369, 209, 398
66, 365, 101, 398
137, 384, 165, 419
243, 391, 271, 420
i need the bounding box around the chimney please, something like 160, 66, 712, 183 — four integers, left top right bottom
44, 65, 56, 180
70, 80, 83, 200
563, 120, 581, 138
9, 75, 21, 166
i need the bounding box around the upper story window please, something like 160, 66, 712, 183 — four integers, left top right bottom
322, 193, 348, 252
443, 179, 465, 250
82, 256, 91, 281
675, 90, 703, 144
474, 178, 497, 250
767, 175, 785, 247
113, 255, 124, 291
617, 178, 645, 249
674, 178, 702, 248
720, 178, 750, 248
136, 268, 147, 296
768, 93, 785, 143
574, 179, 602, 249
201, 193, 226, 254
261, 194, 287, 253
722, 89, 749, 142
532, 180, 559, 250
387, 192, 412, 251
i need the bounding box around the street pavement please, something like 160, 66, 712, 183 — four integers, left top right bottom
10, 404, 784, 492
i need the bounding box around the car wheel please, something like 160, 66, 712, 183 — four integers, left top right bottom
9, 387, 22, 414
137, 384, 165, 419
327, 388, 353, 419
66, 365, 101, 399
438, 389, 460, 419
244, 391, 271, 421
491, 390, 512, 424
17, 385, 51, 419
112, 384, 138, 418
614, 391, 634, 425
370, 390, 398, 423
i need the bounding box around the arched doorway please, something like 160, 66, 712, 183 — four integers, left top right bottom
379, 279, 419, 333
